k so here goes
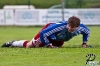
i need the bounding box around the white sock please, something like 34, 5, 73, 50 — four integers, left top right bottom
11, 40, 27, 47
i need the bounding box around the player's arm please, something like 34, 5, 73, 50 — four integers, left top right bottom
40, 23, 65, 47
81, 27, 91, 48
82, 33, 90, 47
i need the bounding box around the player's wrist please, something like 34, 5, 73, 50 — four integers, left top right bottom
82, 42, 92, 48
83, 41, 87, 44
82, 42, 87, 48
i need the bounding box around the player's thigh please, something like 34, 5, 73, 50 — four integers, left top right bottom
52, 41, 64, 47
49, 38, 64, 47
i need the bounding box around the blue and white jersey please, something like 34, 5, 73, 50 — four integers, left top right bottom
72, 24, 90, 42
40, 21, 67, 45
40, 21, 90, 45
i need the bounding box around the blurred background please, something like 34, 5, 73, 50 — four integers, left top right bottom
0, 0, 100, 26
0, 0, 100, 8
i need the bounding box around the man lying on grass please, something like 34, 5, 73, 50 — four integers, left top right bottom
1, 16, 91, 48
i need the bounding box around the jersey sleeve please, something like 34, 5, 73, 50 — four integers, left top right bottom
80, 24, 90, 42
40, 23, 66, 45
82, 33, 90, 42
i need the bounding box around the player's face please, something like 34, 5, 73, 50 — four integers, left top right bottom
66, 24, 78, 32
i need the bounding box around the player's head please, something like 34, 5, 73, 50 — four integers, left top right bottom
67, 16, 80, 32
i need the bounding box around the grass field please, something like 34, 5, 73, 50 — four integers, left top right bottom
0, 26, 100, 66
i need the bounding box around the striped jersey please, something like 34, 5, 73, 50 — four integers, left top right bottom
40, 21, 90, 45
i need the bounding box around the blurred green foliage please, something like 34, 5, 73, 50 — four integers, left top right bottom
0, 0, 61, 8
65, 0, 100, 8
0, 0, 100, 9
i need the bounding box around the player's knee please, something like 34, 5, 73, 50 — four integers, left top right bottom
26, 42, 34, 48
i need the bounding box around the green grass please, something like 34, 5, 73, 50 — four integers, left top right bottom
0, 26, 100, 66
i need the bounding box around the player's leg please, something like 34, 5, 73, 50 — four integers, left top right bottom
1, 40, 29, 47
1, 23, 53, 48
1, 39, 38, 48
48, 37, 64, 47
25, 23, 53, 48
25, 38, 44, 48
52, 41, 64, 47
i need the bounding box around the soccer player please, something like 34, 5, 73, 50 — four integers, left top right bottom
1, 16, 91, 48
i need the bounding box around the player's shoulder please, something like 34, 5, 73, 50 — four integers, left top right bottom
56, 21, 68, 24
80, 23, 87, 28
79, 23, 90, 31
80, 23, 86, 26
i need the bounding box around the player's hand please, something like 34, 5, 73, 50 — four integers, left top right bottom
46, 43, 58, 48
82, 43, 92, 48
